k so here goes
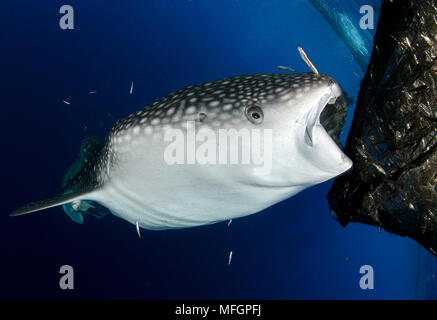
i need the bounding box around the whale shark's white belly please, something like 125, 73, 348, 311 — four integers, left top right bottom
95, 141, 303, 230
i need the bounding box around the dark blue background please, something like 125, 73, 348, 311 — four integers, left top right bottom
1, 0, 435, 299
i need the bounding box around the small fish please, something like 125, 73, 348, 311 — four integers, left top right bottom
228, 250, 233, 265
89, 91, 97, 94
136, 221, 141, 239
277, 66, 296, 72
297, 45, 319, 75
130, 81, 134, 95
372, 163, 386, 175
352, 71, 360, 78
62, 100, 70, 105
228, 219, 232, 227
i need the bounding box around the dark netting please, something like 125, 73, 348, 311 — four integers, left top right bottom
328, 0, 437, 256
320, 93, 348, 146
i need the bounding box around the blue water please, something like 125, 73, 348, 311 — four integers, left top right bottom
1, 0, 435, 299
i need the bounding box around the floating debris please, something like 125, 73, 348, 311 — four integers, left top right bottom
352, 71, 360, 78
297, 45, 319, 75
228, 250, 233, 265
228, 219, 232, 227
89, 91, 97, 94
136, 221, 141, 239
107, 113, 112, 117
346, 256, 350, 261
130, 81, 134, 95
62, 100, 70, 105
277, 65, 296, 72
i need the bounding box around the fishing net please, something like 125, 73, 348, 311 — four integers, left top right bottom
328, 0, 437, 256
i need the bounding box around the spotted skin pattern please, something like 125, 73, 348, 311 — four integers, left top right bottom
95, 73, 332, 183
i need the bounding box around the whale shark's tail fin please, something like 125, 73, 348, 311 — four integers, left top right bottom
10, 188, 97, 217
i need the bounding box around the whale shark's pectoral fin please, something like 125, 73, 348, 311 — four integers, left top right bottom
10, 188, 98, 217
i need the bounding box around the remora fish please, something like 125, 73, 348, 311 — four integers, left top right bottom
11, 72, 352, 230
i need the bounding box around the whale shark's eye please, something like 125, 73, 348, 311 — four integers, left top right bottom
245, 105, 264, 124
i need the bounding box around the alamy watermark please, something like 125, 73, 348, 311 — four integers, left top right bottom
359, 265, 374, 290
59, 5, 74, 30
59, 265, 74, 290
359, 5, 374, 30
163, 121, 273, 176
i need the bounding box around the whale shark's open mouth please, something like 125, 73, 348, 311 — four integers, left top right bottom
315, 91, 348, 148
304, 88, 348, 148
305, 93, 335, 146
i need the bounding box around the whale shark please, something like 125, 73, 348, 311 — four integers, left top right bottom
11, 68, 352, 231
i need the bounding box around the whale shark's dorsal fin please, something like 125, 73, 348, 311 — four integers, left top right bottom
10, 188, 98, 217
